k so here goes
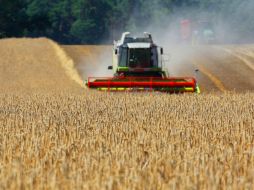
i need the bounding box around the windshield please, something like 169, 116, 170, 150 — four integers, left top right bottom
119, 48, 128, 67
128, 48, 158, 68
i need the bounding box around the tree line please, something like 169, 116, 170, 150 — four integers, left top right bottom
0, 0, 253, 44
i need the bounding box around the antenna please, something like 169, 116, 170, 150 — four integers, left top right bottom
144, 32, 152, 40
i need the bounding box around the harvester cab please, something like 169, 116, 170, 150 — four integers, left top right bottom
110, 32, 168, 78
86, 32, 200, 93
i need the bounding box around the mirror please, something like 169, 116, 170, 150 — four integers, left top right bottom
194, 69, 199, 79
108, 66, 113, 70
115, 49, 118, 55
160, 48, 164, 55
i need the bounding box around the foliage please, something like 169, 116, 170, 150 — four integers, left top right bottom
0, 0, 254, 44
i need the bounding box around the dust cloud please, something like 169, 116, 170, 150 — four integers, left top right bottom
80, 0, 254, 78
124, 0, 254, 45
118, 0, 254, 76
72, 46, 113, 79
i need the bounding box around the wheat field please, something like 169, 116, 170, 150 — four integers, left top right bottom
0, 38, 254, 190
0, 38, 83, 93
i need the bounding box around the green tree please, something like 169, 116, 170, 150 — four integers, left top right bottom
70, 0, 110, 43
1, 0, 254, 44
26, 0, 51, 37
0, 0, 27, 38
48, 0, 74, 43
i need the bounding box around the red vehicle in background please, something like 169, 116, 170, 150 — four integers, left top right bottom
180, 19, 216, 44
180, 19, 192, 43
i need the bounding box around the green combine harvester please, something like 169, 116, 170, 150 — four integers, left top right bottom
86, 32, 200, 93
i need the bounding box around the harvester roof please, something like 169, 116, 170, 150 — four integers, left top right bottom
116, 32, 154, 48
127, 43, 151, 49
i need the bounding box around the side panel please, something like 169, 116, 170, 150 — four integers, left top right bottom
112, 47, 118, 74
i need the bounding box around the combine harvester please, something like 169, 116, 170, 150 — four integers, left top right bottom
86, 32, 200, 93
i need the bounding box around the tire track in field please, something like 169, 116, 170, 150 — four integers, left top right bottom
217, 47, 254, 71
192, 60, 227, 92
166, 46, 227, 93
192, 46, 254, 92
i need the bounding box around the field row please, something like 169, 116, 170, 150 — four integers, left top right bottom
0, 92, 253, 189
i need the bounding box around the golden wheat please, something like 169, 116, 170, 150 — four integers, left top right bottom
0, 38, 254, 190
0, 92, 253, 190
49, 40, 84, 87
0, 38, 82, 93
